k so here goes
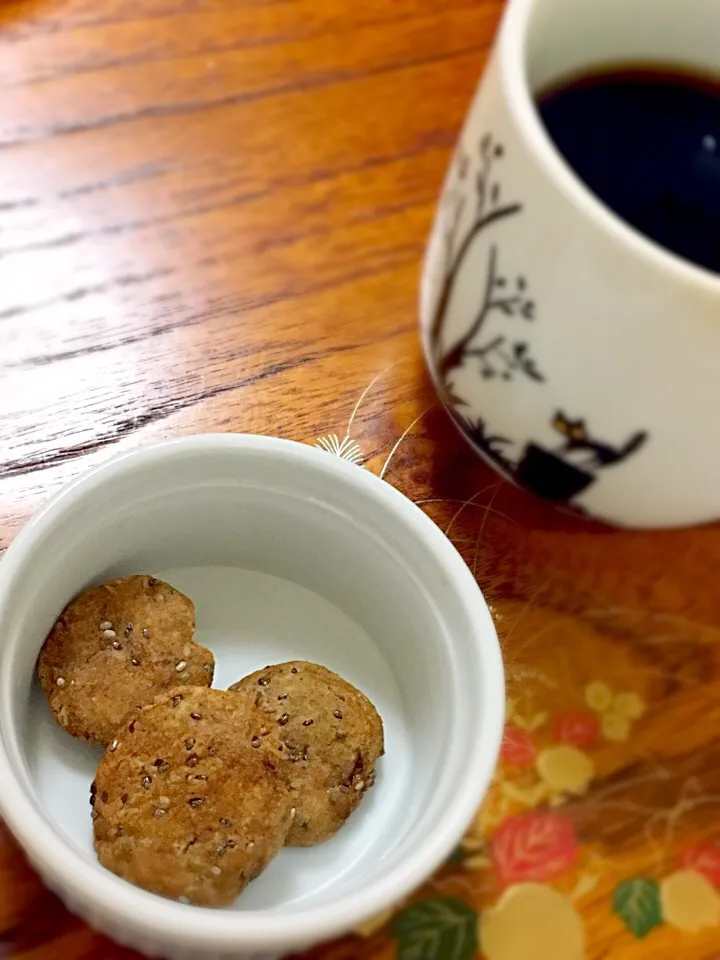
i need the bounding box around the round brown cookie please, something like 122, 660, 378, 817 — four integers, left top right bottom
37, 575, 214, 745
92, 686, 294, 907
229, 661, 384, 846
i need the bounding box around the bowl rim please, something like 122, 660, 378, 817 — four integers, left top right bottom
0, 434, 504, 953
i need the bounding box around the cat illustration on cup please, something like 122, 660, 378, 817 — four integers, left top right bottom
459, 410, 648, 505
551, 412, 648, 470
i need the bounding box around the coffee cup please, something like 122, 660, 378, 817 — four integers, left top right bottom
421, 0, 720, 528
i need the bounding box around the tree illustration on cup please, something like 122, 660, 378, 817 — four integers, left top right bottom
430, 133, 543, 390
431, 132, 649, 507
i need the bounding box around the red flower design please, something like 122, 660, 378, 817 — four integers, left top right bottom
492, 812, 579, 886
500, 724, 536, 767
554, 710, 600, 749
681, 843, 720, 886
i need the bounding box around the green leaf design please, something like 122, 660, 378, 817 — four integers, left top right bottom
612, 877, 663, 938
392, 898, 478, 960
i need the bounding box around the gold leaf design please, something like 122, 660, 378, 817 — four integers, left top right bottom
314, 434, 364, 465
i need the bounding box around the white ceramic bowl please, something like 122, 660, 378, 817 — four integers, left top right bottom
0, 435, 503, 960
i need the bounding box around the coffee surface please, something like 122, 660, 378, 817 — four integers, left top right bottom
537, 66, 720, 274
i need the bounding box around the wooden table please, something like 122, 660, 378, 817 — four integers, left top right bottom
2, 2, 720, 958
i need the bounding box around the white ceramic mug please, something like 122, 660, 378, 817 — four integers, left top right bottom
421, 0, 720, 529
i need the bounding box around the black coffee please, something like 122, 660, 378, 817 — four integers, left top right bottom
537, 66, 720, 273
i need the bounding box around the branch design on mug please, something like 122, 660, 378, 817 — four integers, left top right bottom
455, 416, 516, 477
427, 133, 650, 511
430, 133, 543, 388
460, 248, 542, 384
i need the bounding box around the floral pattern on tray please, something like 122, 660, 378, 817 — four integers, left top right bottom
306, 391, 720, 960
3, 383, 720, 960
333, 625, 720, 960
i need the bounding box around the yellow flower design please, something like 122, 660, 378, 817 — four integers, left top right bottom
584, 681, 646, 743
660, 869, 720, 933
613, 691, 646, 720
601, 711, 632, 742
536, 745, 595, 795
501, 780, 550, 807
481, 883, 585, 960
585, 681, 613, 712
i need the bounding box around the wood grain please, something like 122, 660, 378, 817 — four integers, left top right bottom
2, 2, 720, 959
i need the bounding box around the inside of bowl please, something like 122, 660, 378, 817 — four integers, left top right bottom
1, 441, 486, 914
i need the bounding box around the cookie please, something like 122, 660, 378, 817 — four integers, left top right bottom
37, 575, 214, 745
92, 687, 294, 907
229, 661, 384, 846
